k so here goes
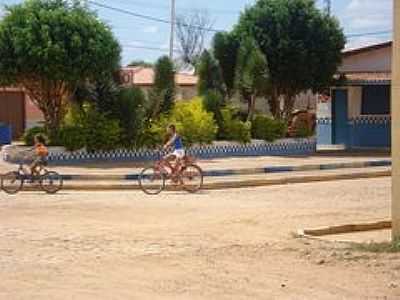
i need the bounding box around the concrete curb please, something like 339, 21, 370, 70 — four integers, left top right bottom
298, 220, 391, 238
58, 160, 392, 181
12, 169, 391, 192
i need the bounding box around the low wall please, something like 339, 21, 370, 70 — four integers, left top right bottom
349, 116, 391, 148
316, 118, 332, 145
317, 116, 391, 149
3, 139, 316, 165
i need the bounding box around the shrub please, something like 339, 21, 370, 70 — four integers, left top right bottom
251, 115, 287, 142
202, 91, 224, 138
220, 107, 251, 144
82, 108, 121, 152
59, 126, 86, 152
144, 98, 217, 148
115, 86, 146, 148
23, 126, 47, 146
295, 121, 314, 138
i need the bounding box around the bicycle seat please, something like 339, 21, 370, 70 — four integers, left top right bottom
184, 155, 195, 164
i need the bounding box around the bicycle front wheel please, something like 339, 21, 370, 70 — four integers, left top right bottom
1, 171, 23, 194
139, 167, 166, 195
40, 171, 63, 194
181, 164, 203, 193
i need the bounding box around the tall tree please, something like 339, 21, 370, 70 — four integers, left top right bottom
212, 32, 240, 99
235, 38, 270, 121
197, 50, 225, 97
235, 0, 345, 120
176, 10, 213, 67
0, 0, 121, 137
150, 56, 175, 118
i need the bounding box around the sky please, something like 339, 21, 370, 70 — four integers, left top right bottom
0, 0, 394, 65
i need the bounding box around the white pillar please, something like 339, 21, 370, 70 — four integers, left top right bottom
392, 0, 400, 240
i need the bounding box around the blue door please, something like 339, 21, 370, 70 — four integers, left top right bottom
332, 89, 349, 146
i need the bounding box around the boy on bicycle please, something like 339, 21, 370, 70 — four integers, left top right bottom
163, 124, 185, 170
30, 134, 49, 177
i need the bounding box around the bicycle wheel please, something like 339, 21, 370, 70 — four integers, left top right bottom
1, 171, 23, 194
40, 171, 63, 194
139, 167, 166, 195
180, 164, 203, 193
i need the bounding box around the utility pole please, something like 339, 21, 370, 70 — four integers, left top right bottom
169, 0, 176, 60
392, 0, 400, 240
325, 0, 331, 16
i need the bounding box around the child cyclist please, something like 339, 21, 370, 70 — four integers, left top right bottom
163, 124, 185, 171
30, 134, 49, 177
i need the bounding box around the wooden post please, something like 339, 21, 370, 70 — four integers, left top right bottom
392, 0, 400, 240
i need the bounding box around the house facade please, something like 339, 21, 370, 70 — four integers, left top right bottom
317, 41, 392, 149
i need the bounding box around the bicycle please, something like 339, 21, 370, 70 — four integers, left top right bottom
1, 154, 63, 194
138, 152, 203, 195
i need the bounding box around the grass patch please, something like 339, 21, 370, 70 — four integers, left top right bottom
350, 239, 400, 253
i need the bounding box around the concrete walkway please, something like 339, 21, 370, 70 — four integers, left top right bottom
0, 152, 391, 175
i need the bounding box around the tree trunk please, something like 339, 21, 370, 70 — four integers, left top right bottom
42, 95, 66, 142
283, 93, 296, 122
268, 87, 280, 119
247, 95, 256, 122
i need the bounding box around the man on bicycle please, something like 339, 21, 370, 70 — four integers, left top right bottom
163, 124, 185, 171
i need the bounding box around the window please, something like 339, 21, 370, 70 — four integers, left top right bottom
361, 85, 391, 115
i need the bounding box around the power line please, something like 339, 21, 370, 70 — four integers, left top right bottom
88, 0, 222, 33
110, 0, 241, 16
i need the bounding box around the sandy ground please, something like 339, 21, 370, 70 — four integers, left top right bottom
0, 178, 399, 299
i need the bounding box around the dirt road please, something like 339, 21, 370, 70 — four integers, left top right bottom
0, 178, 398, 299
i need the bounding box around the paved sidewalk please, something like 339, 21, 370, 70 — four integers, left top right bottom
0, 152, 391, 175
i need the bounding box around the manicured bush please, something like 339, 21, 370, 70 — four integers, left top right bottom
144, 98, 217, 148
59, 126, 86, 152
115, 86, 146, 148
294, 121, 314, 138
23, 126, 47, 146
220, 107, 251, 144
202, 91, 224, 137
82, 108, 121, 152
251, 115, 287, 142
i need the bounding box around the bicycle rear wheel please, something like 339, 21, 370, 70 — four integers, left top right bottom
139, 167, 166, 195
40, 171, 63, 194
1, 171, 23, 194
181, 164, 203, 193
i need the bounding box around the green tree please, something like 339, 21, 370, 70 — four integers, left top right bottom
149, 56, 175, 118
197, 50, 225, 97
116, 86, 146, 148
212, 32, 240, 98
0, 0, 121, 137
235, 0, 345, 120
235, 38, 270, 121
73, 76, 120, 115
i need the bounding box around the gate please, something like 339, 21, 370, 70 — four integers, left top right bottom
0, 91, 26, 139
332, 89, 349, 146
